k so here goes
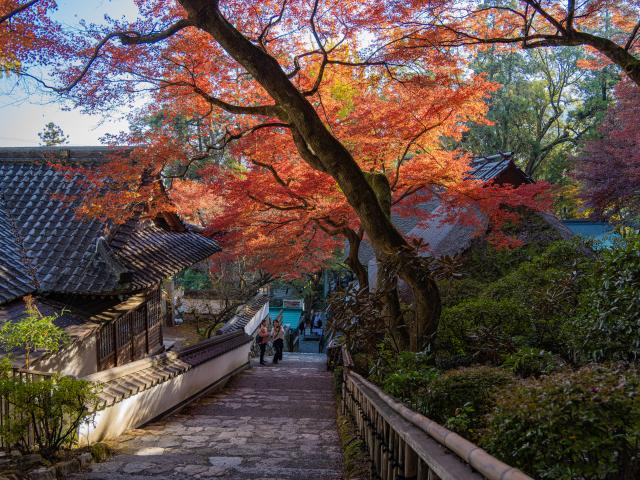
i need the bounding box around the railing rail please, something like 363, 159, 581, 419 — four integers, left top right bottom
338, 346, 532, 480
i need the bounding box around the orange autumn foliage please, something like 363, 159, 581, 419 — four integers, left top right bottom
8, 0, 555, 279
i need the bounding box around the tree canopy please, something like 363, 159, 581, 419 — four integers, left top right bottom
1, 0, 638, 348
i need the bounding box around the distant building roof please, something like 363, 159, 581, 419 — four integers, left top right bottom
0, 147, 221, 304
355, 199, 440, 266
468, 152, 533, 184
354, 153, 533, 268
217, 294, 270, 335
406, 204, 486, 259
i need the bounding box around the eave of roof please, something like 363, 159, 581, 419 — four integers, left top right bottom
0, 147, 220, 303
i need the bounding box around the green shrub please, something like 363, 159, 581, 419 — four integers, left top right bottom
464, 236, 555, 280
437, 241, 591, 364
420, 366, 513, 440
380, 351, 438, 401
333, 366, 344, 394
0, 296, 67, 368
438, 277, 486, 308
175, 268, 211, 291
89, 442, 112, 463
436, 297, 532, 365
573, 234, 640, 363
0, 364, 100, 459
383, 368, 439, 402
439, 241, 546, 308
483, 365, 640, 480
481, 241, 589, 353
502, 347, 560, 377
352, 352, 370, 377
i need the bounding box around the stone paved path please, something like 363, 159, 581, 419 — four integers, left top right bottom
75, 353, 342, 480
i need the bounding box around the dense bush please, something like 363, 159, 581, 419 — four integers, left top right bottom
0, 362, 99, 459
381, 352, 438, 401
175, 268, 212, 291
572, 234, 640, 363
370, 237, 640, 477
438, 277, 486, 308
420, 366, 513, 440
502, 347, 560, 377
481, 241, 588, 353
436, 297, 532, 365
483, 365, 640, 480
437, 241, 590, 364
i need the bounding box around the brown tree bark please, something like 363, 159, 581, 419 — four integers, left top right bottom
343, 228, 369, 290
178, 0, 440, 347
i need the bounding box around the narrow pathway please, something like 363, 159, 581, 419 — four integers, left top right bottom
77, 353, 342, 479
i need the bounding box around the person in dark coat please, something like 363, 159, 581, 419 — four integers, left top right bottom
258, 319, 270, 366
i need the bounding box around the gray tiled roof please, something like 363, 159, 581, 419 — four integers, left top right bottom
0, 147, 220, 304
468, 152, 532, 183
0, 296, 94, 358
354, 153, 532, 268
0, 197, 36, 303
355, 200, 441, 266
217, 294, 269, 335
406, 204, 486, 258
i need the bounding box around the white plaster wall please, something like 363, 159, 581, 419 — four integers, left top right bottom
180, 298, 233, 315
244, 301, 269, 336
79, 342, 251, 444
34, 333, 99, 377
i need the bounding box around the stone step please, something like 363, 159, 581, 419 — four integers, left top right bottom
74, 353, 343, 479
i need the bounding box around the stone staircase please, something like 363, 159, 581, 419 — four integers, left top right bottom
73, 353, 342, 480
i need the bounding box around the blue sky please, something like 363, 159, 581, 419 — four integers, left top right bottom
0, 1, 139, 146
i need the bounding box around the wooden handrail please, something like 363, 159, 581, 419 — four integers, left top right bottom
341, 344, 354, 368
339, 347, 532, 480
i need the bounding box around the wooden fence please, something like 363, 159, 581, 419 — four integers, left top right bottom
0, 367, 55, 450
338, 346, 533, 480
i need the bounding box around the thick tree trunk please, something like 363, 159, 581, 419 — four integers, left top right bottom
375, 259, 410, 348
579, 33, 640, 88
180, 0, 440, 347
343, 228, 369, 290
402, 271, 441, 351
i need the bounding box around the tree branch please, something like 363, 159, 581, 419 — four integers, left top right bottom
0, 0, 39, 25
256, 0, 288, 50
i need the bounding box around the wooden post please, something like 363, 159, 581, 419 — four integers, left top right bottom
163, 278, 176, 327
405, 443, 418, 480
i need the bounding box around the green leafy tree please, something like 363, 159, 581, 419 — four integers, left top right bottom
0, 296, 67, 369
37, 122, 69, 146
463, 48, 611, 180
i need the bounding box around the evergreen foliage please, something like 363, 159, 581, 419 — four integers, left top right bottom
37, 122, 69, 146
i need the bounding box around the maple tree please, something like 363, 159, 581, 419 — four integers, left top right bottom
6, 0, 552, 349
0, 0, 60, 75
427, 0, 640, 87
170, 66, 498, 285
574, 78, 640, 221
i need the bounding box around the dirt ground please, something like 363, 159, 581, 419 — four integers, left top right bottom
163, 322, 206, 349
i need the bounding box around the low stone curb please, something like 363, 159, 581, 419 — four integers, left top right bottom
7, 452, 93, 480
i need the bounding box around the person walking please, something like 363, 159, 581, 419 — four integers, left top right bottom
258, 319, 270, 366
272, 319, 285, 364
